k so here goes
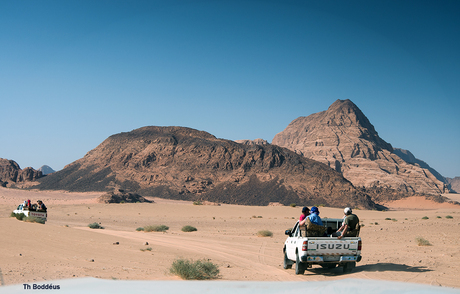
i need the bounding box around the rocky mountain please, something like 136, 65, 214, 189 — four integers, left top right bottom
446, 177, 460, 193
0, 158, 43, 187
34, 126, 379, 209
38, 165, 55, 175
272, 99, 449, 199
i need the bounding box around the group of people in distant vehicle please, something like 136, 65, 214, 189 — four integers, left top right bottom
23, 199, 47, 211
299, 205, 359, 238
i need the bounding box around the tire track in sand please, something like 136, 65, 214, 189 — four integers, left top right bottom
76, 227, 302, 281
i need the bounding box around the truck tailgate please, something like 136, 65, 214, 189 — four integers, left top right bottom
307, 239, 360, 256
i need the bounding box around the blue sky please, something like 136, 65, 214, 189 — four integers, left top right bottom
1, 0, 459, 178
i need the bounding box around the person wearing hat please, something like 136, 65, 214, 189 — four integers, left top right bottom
37, 200, 47, 212
299, 206, 310, 226
336, 207, 359, 239
307, 206, 323, 226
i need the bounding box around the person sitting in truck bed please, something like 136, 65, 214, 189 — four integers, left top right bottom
336, 207, 360, 239
305, 206, 326, 237
37, 200, 47, 212
308, 206, 323, 226
299, 206, 310, 226
23, 199, 32, 210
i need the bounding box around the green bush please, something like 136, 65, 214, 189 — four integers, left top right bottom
11, 212, 26, 220
88, 222, 104, 229
170, 259, 219, 280
136, 227, 144, 231
193, 200, 203, 205
182, 225, 197, 232
144, 225, 169, 232
290, 203, 296, 207
416, 237, 431, 246
446, 215, 453, 219
140, 247, 152, 252
422, 216, 429, 220
23, 216, 45, 224
385, 217, 392, 220
257, 230, 273, 237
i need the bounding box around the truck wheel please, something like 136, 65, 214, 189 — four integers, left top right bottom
283, 251, 292, 269
343, 261, 356, 274
295, 253, 306, 275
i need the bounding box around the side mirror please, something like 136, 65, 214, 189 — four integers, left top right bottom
285, 229, 292, 237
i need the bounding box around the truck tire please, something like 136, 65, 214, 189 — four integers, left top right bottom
343, 261, 356, 274
283, 251, 293, 269
295, 253, 306, 275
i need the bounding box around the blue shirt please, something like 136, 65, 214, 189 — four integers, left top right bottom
308, 213, 323, 226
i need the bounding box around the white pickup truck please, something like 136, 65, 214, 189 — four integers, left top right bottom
13, 203, 47, 222
283, 219, 362, 274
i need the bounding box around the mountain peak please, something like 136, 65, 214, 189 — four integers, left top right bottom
272, 100, 448, 196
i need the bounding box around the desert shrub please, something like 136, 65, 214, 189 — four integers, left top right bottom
144, 225, 169, 232
193, 200, 202, 205
136, 227, 144, 231
257, 216, 263, 218
170, 258, 219, 280
290, 203, 296, 207
374, 222, 379, 225
88, 222, 104, 229
181, 225, 197, 232
446, 215, 453, 219
11, 212, 26, 220
23, 216, 45, 224
140, 247, 152, 252
416, 237, 431, 246
392, 218, 397, 222
385, 217, 392, 220
436, 216, 442, 219
422, 216, 429, 220
257, 230, 273, 237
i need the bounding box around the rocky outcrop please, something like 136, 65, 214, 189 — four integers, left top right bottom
272, 99, 449, 196
34, 126, 379, 209
235, 139, 269, 146
0, 158, 43, 186
98, 189, 153, 203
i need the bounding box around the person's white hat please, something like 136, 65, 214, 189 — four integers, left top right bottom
344, 207, 352, 215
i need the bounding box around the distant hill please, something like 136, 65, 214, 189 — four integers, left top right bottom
272, 99, 449, 201
0, 158, 43, 187
446, 177, 460, 193
34, 126, 379, 209
38, 165, 55, 175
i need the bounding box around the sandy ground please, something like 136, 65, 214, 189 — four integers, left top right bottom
1, 187, 459, 289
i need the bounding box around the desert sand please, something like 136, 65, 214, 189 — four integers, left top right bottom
1, 187, 459, 289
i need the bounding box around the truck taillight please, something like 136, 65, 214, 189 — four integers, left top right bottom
302, 241, 308, 251
358, 240, 362, 251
